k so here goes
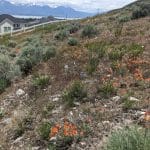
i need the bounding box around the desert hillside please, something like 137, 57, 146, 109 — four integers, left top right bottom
0, 0, 150, 149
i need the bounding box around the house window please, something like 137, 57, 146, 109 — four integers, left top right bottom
4, 27, 11, 32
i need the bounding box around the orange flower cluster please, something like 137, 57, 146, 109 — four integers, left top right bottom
50, 124, 61, 137
50, 121, 79, 138
63, 121, 78, 136
128, 59, 149, 65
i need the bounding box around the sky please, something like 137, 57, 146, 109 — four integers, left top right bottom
10, 0, 137, 12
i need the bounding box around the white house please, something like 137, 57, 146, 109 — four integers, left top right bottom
0, 18, 14, 33
0, 14, 28, 34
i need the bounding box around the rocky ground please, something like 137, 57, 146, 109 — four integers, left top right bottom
0, 1, 150, 149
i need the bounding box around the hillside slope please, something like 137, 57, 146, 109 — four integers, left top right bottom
0, 0, 150, 149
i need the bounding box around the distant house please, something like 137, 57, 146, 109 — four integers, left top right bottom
0, 14, 29, 34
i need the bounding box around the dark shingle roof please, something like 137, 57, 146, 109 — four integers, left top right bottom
0, 14, 29, 23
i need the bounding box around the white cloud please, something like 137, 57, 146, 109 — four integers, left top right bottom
9, 0, 137, 12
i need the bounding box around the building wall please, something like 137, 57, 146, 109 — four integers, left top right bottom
0, 21, 13, 34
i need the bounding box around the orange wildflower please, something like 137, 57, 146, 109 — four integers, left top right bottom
50, 124, 61, 137
63, 121, 78, 136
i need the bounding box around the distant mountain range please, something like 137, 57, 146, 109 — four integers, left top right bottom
0, 0, 94, 18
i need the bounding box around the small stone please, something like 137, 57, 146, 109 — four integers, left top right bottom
50, 137, 57, 141
112, 96, 120, 101
102, 121, 110, 125
53, 97, 59, 102
80, 142, 86, 147
74, 102, 80, 106
16, 89, 25, 97
31, 147, 40, 150
129, 97, 140, 102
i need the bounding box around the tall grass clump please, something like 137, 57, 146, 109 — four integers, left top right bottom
108, 49, 124, 61
86, 41, 107, 58
97, 82, 117, 98
62, 81, 87, 107
32, 75, 50, 89
38, 122, 52, 140
86, 41, 107, 75
106, 126, 150, 150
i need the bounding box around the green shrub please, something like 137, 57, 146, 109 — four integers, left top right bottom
106, 126, 150, 150
0, 54, 20, 93
68, 23, 80, 34
118, 16, 131, 23
17, 44, 56, 75
68, 38, 78, 46
42, 47, 56, 61
55, 30, 68, 40
132, 4, 150, 20
32, 75, 50, 89
39, 122, 52, 140
82, 25, 97, 38
62, 81, 87, 107
16, 57, 33, 75
98, 82, 117, 98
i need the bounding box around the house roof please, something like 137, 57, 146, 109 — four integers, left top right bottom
0, 14, 29, 24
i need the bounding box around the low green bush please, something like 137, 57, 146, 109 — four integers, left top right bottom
17, 43, 56, 75
62, 81, 87, 107
82, 25, 97, 38
68, 38, 78, 46
118, 16, 131, 23
0, 54, 20, 93
55, 30, 68, 40
42, 47, 56, 61
68, 23, 80, 34
106, 126, 150, 150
